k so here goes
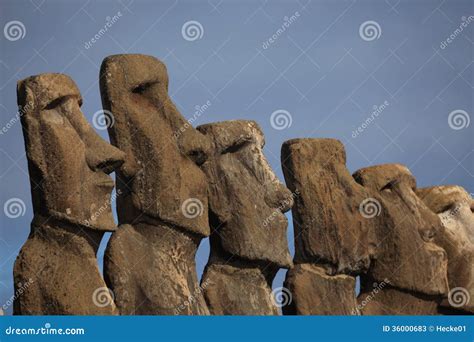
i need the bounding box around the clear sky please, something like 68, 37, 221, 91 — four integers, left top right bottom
0, 0, 472, 314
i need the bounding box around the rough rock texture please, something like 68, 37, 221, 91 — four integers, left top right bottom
100, 54, 210, 315
281, 138, 378, 273
197, 120, 292, 315
358, 283, 439, 315
280, 139, 378, 315
202, 263, 278, 315
283, 264, 358, 315
103, 224, 208, 315
353, 164, 449, 296
14, 73, 123, 315
417, 186, 474, 313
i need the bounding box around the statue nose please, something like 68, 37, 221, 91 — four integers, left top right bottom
86, 135, 125, 174
265, 182, 294, 213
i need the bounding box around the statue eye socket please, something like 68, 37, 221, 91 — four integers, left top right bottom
381, 180, 396, 192
132, 81, 158, 94
438, 203, 457, 214
43, 95, 81, 110
222, 138, 251, 154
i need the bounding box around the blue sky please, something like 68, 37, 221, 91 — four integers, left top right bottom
0, 0, 472, 314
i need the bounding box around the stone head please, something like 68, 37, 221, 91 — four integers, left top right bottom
100, 54, 210, 237
18, 73, 125, 231
353, 164, 448, 295
281, 138, 378, 273
197, 120, 292, 268
417, 185, 474, 311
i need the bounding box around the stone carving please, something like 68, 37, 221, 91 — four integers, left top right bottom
417, 185, 474, 313
10, 61, 466, 317
100, 54, 211, 315
353, 164, 449, 315
197, 120, 293, 315
14, 73, 123, 315
284, 264, 358, 315
281, 138, 378, 315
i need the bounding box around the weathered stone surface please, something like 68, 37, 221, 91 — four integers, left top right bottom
103, 224, 208, 315
358, 284, 439, 315
197, 120, 292, 315
14, 73, 123, 315
100, 54, 210, 315
417, 186, 474, 313
281, 138, 378, 273
353, 164, 449, 296
283, 264, 358, 315
202, 263, 278, 315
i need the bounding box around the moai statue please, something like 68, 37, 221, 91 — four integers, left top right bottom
14, 73, 124, 315
417, 186, 474, 313
100, 54, 211, 315
197, 120, 293, 315
281, 138, 378, 315
353, 164, 449, 315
